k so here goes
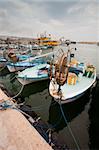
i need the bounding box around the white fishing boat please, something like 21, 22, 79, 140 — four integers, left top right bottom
49, 47, 96, 104
17, 63, 50, 85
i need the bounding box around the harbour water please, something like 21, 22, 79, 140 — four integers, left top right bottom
0, 44, 99, 149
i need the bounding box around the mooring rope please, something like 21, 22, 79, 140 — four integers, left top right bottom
10, 75, 17, 81
59, 99, 80, 150
48, 46, 81, 149
0, 99, 68, 149
0, 65, 7, 72
0, 100, 17, 110
10, 84, 24, 100
0, 68, 24, 101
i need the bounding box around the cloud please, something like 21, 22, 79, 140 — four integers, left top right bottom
0, 0, 98, 41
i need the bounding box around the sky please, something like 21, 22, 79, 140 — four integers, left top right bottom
0, 0, 99, 41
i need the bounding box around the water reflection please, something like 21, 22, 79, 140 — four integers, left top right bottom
48, 89, 91, 132
21, 79, 50, 97
88, 79, 99, 149
0, 67, 9, 76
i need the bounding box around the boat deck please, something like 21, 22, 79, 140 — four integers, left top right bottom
50, 75, 96, 102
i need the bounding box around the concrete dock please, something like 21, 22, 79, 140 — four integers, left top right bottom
0, 88, 53, 150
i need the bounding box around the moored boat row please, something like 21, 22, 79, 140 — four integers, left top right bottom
0, 40, 97, 105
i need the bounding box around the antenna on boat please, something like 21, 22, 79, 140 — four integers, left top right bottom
65, 40, 77, 64
49, 52, 55, 80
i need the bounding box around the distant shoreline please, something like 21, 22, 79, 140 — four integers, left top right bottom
78, 42, 99, 45
0, 35, 99, 46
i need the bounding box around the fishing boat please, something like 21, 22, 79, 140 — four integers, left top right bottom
17, 63, 50, 85
17, 50, 56, 85
32, 44, 51, 50
6, 49, 41, 72
37, 32, 60, 47
49, 47, 96, 104
32, 44, 41, 50
6, 50, 53, 72
0, 57, 7, 67
6, 52, 34, 72
7, 61, 36, 72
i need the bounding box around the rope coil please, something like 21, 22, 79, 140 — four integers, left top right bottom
0, 100, 17, 110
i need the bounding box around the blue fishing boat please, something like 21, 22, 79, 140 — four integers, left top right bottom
17, 54, 33, 61
7, 51, 54, 72
7, 61, 36, 72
